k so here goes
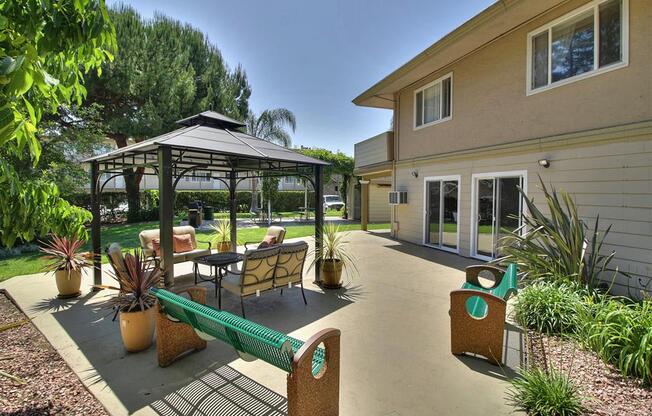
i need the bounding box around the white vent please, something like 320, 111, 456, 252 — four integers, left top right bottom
388, 191, 408, 205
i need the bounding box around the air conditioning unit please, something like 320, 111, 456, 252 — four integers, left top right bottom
388, 191, 408, 205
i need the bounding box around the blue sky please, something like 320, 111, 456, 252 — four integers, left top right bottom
109, 0, 494, 155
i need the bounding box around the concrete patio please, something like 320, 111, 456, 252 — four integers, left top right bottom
0, 230, 524, 415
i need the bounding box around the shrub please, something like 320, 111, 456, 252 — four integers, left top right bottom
577, 295, 652, 384
498, 176, 619, 289
513, 281, 587, 335
508, 367, 585, 416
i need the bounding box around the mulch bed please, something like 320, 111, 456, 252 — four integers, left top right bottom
0, 291, 108, 415
528, 331, 652, 416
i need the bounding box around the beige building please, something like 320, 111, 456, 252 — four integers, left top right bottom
353, 0, 651, 296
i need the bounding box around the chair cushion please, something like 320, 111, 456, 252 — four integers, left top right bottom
257, 235, 277, 249
267, 226, 286, 244
221, 271, 274, 296
173, 234, 194, 253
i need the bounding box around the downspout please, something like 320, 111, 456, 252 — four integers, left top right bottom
392, 93, 400, 239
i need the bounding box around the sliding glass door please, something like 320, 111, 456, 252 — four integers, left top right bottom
424, 176, 460, 252
472, 173, 525, 259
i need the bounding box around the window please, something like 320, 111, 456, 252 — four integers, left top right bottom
414, 73, 452, 129
527, 0, 627, 94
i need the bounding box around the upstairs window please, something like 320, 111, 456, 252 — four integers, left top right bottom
415, 73, 452, 129
527, 0, 627, 94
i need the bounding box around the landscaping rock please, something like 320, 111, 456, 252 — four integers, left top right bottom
0, 292, 108, 415
528, 331, 652, 416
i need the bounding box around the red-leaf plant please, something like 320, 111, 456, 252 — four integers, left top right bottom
107, 249, 160, 313
40, 235, 91, 276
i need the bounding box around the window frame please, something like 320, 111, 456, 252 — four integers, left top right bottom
413, 72, 453, 130
525, 0, 628, 96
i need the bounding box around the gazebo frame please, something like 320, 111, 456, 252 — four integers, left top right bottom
86, 111, 329, 287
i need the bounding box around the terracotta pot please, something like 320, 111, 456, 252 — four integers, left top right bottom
321, 259, 343, 289
119, 306, 156, 352
54, 269, 82, 298
217, 241, 231, 253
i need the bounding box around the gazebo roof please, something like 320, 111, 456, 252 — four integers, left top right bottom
86, 111, 327, 177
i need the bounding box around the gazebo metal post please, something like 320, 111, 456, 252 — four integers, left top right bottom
90, 160, 102, 288
229, 170, 238, 251
158, 146, 175, 287
314, 165, 324, 283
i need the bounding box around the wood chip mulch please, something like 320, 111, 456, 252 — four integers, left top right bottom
0, 291, 109, 415
528, 331, 652, 416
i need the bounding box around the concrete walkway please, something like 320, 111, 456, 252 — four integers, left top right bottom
1, 231, 523, 415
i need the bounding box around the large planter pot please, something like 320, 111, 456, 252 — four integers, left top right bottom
321, 259, 343, 289
54, 269, 82, 299
217, 241, 231, 253
119, 306, 156, 352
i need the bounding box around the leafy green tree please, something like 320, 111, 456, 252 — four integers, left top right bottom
0, 0, 116, 247
83, 5, 251, 221
245, 108, 296, 211
298, 148, 354, 218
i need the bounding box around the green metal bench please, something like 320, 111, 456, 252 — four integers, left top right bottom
151, 286, 341, 416
450, 263, 518, 365
461, 263, 518, 318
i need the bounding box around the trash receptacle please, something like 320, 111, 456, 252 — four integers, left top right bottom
203, 206, 214, 221
188, 209, 200, 228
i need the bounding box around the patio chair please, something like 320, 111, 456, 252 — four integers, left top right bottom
219, 246, 280, 317
243, 225, 286, 249
450, 263, 518, 365
152, 286, 341, 416
274, 241, 309, 305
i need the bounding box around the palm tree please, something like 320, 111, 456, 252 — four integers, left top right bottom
245, 108, 296, 212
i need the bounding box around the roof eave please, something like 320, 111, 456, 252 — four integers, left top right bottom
352, 0, 527, 108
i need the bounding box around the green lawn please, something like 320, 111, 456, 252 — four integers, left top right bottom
0, 220, 389, 282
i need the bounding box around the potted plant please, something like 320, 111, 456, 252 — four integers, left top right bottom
309, 222, 358, 289
108, 249, 160, 352
41, 235, 91, 298
210, 219, 234, 252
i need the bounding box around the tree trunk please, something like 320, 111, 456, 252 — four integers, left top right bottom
110, 133, 143, 223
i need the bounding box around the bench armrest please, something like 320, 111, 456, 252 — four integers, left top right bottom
465, 265, 505, 290
450, 289, 506, 319
293, 328, 341, 375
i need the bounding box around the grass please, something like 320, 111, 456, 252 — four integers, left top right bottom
0, 220, 389, 282
508, 367, 585, 416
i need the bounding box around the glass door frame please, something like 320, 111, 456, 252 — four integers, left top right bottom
470, 170, 528, 261
422, 175, 461, 254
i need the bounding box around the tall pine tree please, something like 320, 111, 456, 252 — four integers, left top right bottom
84, 5, 251, 221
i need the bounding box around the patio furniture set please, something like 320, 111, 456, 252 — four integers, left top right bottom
105, 223, 340, 415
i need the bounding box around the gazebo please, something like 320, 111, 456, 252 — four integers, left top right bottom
85, 111, 329, 287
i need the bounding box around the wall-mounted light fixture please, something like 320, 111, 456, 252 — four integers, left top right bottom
538, 158, 551, 168
411, 169, 419, 178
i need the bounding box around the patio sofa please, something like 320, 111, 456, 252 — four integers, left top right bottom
152, 286, 340, 416
138, 225, 211, 265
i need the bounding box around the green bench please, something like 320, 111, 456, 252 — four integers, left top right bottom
461, 263, 518, 318
450, 263, 518, 365
152, 286, 341, 416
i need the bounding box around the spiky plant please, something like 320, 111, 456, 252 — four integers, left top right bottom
210, 219, 232, 245
109, 249, 160, 313
309, 222, 358, 279
497, 176, 620, 288
40, 235, 91, 276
